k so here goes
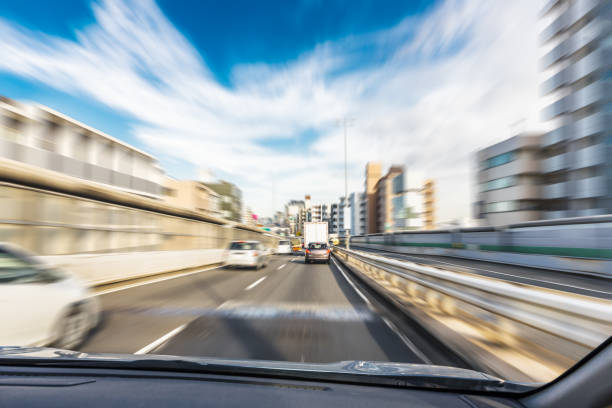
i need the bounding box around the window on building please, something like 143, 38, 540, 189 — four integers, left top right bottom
481, 151, 516, 169
74, 133, 90, 161
486, 201, 518, 213
38, 121, 58, 152
392, 173, 404, 194
480, 176, 517, 192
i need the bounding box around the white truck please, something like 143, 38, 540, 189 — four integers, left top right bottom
303, 222, 329, 249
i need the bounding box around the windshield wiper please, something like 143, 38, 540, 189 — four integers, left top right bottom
0, 347, 536, 393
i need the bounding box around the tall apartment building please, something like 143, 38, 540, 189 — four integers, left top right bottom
203, 180, 242, 222
349, 192, 366, 236
422, 179, 436, 229
338, 196, 347, 236
0, 98, 163, 198
311, 203, 329, 223
372, 165, 424, 232
540, 0, 612, 218
375, 166, 403, 232
475, 134, 543, 226
329, 203, 339, 234
285, 199, 304, 235
365, 162, 381, 233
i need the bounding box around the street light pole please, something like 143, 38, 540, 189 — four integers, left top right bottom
343, 117, 350, 250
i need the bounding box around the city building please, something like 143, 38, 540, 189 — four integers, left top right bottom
0, 97, 164, 198
375, 166, 403, 232
365, 162, 382, 234
338, 196, 347, 236
285, 199, 305, 235
540, 0, 612, 218
162, 178, 222, 218
358, 194, 367, 235
475, 133, 543, 226
311, 203, 324, 222
349, 192, 366, 236
202, 180, 242, 222
242, 206, 256, 226
422, 179, 436, 229
329, 203, 339, 234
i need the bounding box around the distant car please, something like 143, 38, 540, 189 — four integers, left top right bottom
225, 241, 269, 269
305, 242, 331, 264
0, 243, 100, 349
276, 240, 291, 255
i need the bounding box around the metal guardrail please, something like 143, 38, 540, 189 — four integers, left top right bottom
333, 247, 612, 381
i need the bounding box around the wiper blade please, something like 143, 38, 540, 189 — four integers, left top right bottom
0, 347, 536, 392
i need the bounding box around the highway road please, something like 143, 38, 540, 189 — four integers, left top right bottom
350, 246, 612, 299
79, 254, 467, 368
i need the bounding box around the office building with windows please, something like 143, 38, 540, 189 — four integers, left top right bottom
349, 192, 366, 236
475, 133, 543, 226
540, 0, 612, 218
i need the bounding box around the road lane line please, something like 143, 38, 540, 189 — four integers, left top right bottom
134, 324, 187, 355
331, 258, 371, 306
245, 276, 267, 291
381, 316, 432, 364
277, 264, 286, 270
332, 257, 431, 364
96, 265, 222, 295
216, 300, 230, 309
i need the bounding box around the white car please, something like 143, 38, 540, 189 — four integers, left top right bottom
224, 241, 269, 269
275, 240, 292, 255
0, 243, 100, 349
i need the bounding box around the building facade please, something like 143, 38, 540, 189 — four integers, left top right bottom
0, 98, 164, 198
540, 0, 612, 218
475, 134, 543, 226
203, 180, 242, 222
338, 196, 347, 236
329, 203, 339, 234
285, 199, 304, 235
375, 166, 403, 232
365, 162, 382, 234
163, 178, 222, 218
422, 179, 435, 229
349, 192, 366, 236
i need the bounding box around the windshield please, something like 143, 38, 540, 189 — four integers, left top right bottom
0, 249, 38, 283
0, 0, 610, 394
309, 243, 327, 249
0, 248, 64, 284
229, 242, 258, 250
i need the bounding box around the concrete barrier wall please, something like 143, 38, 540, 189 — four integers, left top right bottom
39, 249, 225, 286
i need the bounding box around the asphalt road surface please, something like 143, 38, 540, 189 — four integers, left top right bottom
79, 254, 464, 367
351, 246, 612, 299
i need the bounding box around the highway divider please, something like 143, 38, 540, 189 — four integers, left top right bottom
332, 246, 612, 382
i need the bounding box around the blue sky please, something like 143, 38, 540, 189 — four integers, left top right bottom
0, 0, 542, 219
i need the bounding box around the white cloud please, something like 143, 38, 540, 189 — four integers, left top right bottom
0, 0, 543, 221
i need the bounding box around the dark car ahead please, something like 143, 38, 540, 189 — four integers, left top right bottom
305, 242, 330, 264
